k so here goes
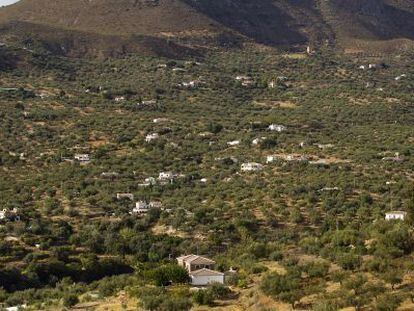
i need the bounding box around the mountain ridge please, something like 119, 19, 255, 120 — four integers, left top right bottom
0, 0, 413, 57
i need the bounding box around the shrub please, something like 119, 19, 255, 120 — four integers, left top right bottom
63, 293, 79, 307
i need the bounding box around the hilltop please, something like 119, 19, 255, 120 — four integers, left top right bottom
0, 0, 413, 57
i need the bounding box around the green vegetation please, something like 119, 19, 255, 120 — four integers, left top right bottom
0, 41, 414, 310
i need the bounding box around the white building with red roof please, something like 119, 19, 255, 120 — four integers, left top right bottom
177, 254, 224, 286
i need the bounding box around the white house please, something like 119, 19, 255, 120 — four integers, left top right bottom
74, 154, 90, 163
101, 172, 119, 178
241, 162, 263, 172
116, 193, 134, 201
141, 99, 157, 105
190, 269, 225, 286
146, 133, 159, 143
180, 80, 202, 88
114, 96, 125, 102
139, 177, 157, 187
385, 211, 407, 221
252, 137, 266, 146
385, 181, 397, 185
268, 124, 287, 132
132, 201, 150, 214
235, 75, 254, 87
150, 201, 163, 209
227, 140, 240, 147
172, 67, 186, 72
145, 177, 157, 185
235, 75, 251, 81
153, 118, 168, 123
177, 255, 224, 286
158, 172, 175, 181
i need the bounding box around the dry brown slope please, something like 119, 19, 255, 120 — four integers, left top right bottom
0, 0, 413, 56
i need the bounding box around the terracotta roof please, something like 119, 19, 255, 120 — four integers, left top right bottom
177, 254, 216, 265
190, 268, 224, 277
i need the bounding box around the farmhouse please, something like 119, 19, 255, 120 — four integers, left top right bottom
235, 75, 254, 87
153, 118, 168, 123
252, 137, 266, 146
268, 124, 287, 132
267, 154, 308, 163
177, 255, 224, 286
241, 162, 263, 172
235, 75, 250, 81
133, 201, 149, 214
141, 99, 157, 105
180, 80, 200, 88
190, 269, 225, 286
101, 172, 119, 179
385, 211, 407, 221
158, 171, 174, 180
172, 67, 186, 72
145, 177, 157, 184
227, 140, 240, 146
146, 133, 159, 143
114, 96, 125, 102
74, 154, 90, 163
139, 177, 157, 187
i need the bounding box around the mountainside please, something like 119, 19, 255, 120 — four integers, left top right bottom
0, 0, 413, 57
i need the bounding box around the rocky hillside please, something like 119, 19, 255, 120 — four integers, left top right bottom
0, 0, 412, 57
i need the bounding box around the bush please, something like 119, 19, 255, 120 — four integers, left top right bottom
303, 262, 330, 278
336, 253, 361, 270
260, 271, 303, 307
137, 287, 192, 311
148, 264, 190, 286
193, 289, 215, 306
193, 283, 231, 306
63, 293, 79, 307
269, 251, 283, 261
